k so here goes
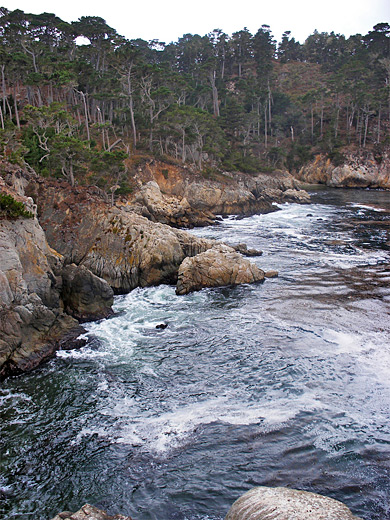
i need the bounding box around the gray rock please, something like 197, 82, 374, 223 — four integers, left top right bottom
62, 264, 114, 322
225, 487, 362, 520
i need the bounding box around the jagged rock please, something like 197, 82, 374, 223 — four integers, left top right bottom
176, 244, 265, 295
297, 153, 390, 189
130, 181, 215, 227
0, 211, 81, 378
0, 169, 113, 378
51, 503, 133, 520
62, 264, 114, 322
225, 487, 362, 520
129, 162, 310, 223
233, 243, 263, 257
31, 181, 216, 294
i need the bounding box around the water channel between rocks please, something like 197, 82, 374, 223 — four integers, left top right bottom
1, 188, 389, 520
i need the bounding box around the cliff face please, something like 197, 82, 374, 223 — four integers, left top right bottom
0, 206, 79, 378
0, 168, 113, 378
296, 153, 390, 189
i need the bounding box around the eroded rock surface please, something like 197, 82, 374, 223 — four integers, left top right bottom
128, 162, 310, 226
51, 504, 133, 520
297, 153, 390, 189
62, 264, 114, 322
225, 487, 362, 520
176, 244, 265, 295
0, 169, 114, 378
31, 180, 215, 293
0, 210, 80, 378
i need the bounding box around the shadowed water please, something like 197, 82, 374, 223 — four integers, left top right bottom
1, 188, 389, 520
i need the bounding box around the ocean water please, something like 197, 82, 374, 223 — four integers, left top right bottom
1, 188, 389, 520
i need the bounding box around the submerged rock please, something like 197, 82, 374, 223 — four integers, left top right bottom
176, 244, 265, 295
51, 503, 133, 520
225, 486, 362, 520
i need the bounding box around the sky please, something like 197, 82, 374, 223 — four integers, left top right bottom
1, 0, 389, 44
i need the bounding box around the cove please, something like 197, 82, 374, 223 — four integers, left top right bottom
1, 188, 389, 520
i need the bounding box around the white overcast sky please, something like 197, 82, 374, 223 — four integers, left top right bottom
1, 0, 389, 43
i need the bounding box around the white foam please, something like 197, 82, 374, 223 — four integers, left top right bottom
349, 203, 387, 213
86, 390, 324, 455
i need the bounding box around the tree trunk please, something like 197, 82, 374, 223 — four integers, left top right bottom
209, 70, 220, 117
13, 86, 20, 129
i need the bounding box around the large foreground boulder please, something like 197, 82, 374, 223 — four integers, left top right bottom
51, 504, 133, 520
225, 487, 362, 520
176, 244, 265, 295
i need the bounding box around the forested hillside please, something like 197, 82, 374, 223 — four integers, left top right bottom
0, 7, 389, 196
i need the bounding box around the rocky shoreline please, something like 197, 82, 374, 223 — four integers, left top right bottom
0, 160, 307, 377
296, 152, 390, 189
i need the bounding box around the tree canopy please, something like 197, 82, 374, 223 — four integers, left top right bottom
0, 7, 389, 192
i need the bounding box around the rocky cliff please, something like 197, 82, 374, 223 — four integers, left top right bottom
128, 161, 310, 227
296, 153, 390, 189
0, 166, 113, 378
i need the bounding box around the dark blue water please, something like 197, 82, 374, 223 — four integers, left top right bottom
1, 188, 390, 520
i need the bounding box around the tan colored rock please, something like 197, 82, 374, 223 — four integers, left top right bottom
297, 153, 390, 189
176, 244, 265, 295
225, 487, 362, 520
51, 504, 133, 520
131, 181, 214, 227
0, 215, 81, 378
265, 270, 279, 278
32, 181, 216, 293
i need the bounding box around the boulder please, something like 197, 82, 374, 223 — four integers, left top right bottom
51, 504, 133, 520
225, 487, 362, 520
61, 264, 114, 322
176, 244, 265, 295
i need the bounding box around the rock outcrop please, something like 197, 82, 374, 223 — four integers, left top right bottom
296, 153, 390, 189
30, 180, 216, 294
51, 504, 133, 520
176, 244, 265, 295
225, 487, 362, 520
127, 161, 310, 226
0, 169, 114, 378
62, 264, 114, 322
0, 209, 80, 378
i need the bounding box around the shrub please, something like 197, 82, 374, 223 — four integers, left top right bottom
0, 192, 34, 219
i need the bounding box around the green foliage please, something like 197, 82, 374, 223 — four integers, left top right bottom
286, 144, 313, 172
0, 6, 388, 182
0, 192, 34, 219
